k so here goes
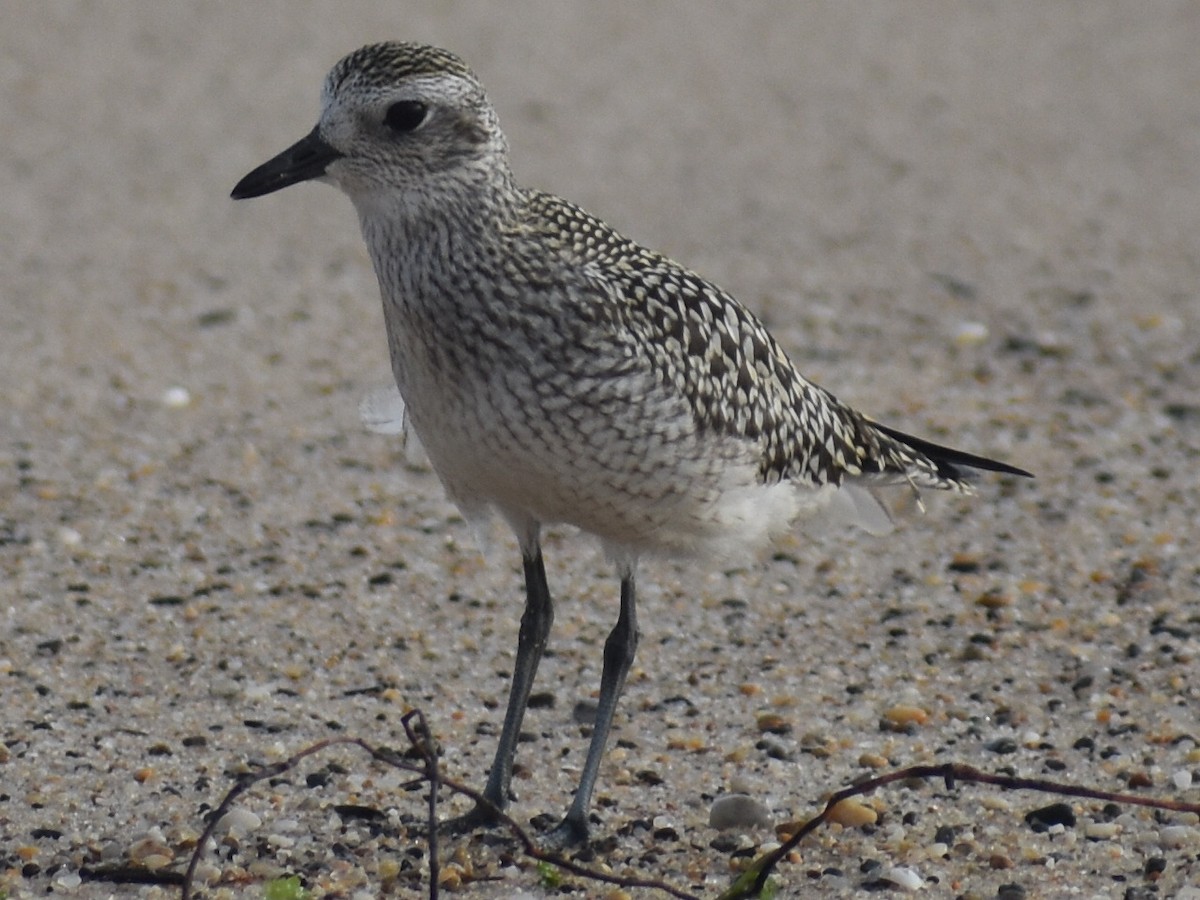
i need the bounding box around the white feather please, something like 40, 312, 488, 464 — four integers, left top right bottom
358, 383, 427, 466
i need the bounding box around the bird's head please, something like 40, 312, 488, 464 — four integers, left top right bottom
232, 42, 509, 214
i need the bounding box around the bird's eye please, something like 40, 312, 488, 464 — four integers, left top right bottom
384, 100, 428, 133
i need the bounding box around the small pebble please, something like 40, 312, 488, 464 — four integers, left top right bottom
948, 551, 982, 572
1084, 821, 1120, 840
1024, 802, 1075, 832
573, 700, 597, 725
1159, 824, 1195, 849
728, 775, 753, 794
756, 712, 792, 734
709, 793, 773, 830
934, 825, 956, 845
653, 814, 680, 841
53, 871, 82, 890
953, 321, 989, 346
1172, 769, 1193, 790
1144, 856, 1167, 878
981, 795, 1012, 812
884, 705, 929, 727
975, 589, 1012, 609
709, 832, 744, 852
880, 865, 924, 891
162, 386, 191, 408
757, 737, 793, 761
58, 526, 83, 547
218, 807, 262, 838
827, 798, 878, 827
128, 836, 173, 866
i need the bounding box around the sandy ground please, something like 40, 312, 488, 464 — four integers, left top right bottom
3, 3, 1199, 898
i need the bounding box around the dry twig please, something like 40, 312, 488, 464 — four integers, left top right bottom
142, 716, 1200, 899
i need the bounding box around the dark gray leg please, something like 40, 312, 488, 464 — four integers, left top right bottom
447, 549, 553, 830
550, 571, 640, 845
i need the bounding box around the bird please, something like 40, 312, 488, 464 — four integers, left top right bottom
231, 41, 1031, 845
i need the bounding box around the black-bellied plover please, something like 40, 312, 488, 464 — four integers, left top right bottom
232, 41, 1031, 844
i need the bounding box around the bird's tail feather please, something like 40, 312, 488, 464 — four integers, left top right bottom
873, 422, 1033, 483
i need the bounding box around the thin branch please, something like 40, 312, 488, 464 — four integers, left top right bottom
400, 709, 440, 900
170, 720, 1200, 900
179, 732, 697, 900
181, 738, 354, 900
717, 762, 1200, 900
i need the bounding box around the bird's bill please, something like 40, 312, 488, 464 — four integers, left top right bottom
231, 126, 343, 199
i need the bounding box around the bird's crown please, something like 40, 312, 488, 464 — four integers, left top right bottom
324, 41, 477, 99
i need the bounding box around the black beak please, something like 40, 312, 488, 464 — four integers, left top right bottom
231, 126, 343, 199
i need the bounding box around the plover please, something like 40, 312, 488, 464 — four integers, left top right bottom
232, 41, 1030, 844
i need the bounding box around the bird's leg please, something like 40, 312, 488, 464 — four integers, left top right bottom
445, 548, 554, 832
548, 570, 640, 846
483, 550, 555, 810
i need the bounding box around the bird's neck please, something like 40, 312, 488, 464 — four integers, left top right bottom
355, 167, 525, 389
357, 164, 520, 276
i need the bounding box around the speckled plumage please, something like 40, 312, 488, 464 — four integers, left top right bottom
232, 41, 1030, 844
520, 189, 963, 490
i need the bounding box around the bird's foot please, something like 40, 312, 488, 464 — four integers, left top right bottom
538, 812, 591, 849
438, 800, 504, 836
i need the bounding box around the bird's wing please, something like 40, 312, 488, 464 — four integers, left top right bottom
524, 190, 1029, 493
